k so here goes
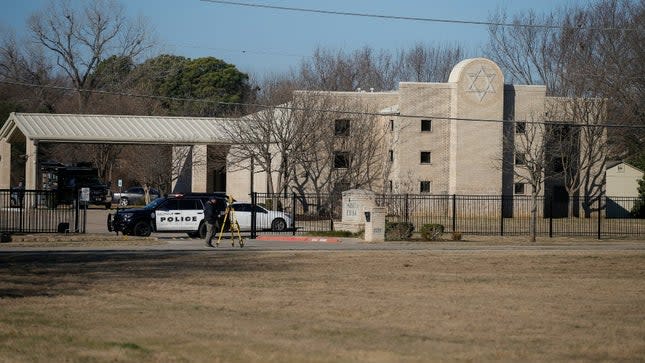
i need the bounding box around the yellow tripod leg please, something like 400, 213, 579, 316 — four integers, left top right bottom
216, 207, 230, 247
228, 209, 244, 248
236, 221, 244, 248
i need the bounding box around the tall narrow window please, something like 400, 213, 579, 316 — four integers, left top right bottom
420, 181, 431, 193
514, 183, 525, 194
389, 119, 394, 131
334, 152, 350, 168
421, 119, 432, 132
515, 153, 525, 165
389, 149, 394, 162
388, 180, 393, 193
420, 151, 432, 164
334, 119, 350, 136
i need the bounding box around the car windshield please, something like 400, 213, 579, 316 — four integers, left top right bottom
144, 197, 166, 209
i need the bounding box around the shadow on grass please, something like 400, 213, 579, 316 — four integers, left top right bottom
0, 251, 293, 299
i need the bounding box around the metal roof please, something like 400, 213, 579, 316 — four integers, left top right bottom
0, 113, 238, 144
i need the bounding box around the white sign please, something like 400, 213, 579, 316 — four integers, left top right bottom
80, 187, 90, 202
117, 179, 123, 188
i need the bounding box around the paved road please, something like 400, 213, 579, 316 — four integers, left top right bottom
4, 207, 641, 254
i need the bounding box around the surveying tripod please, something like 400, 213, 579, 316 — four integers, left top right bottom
216, 195, 244, 248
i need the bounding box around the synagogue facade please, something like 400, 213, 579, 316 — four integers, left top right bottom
227, 57, 603, 205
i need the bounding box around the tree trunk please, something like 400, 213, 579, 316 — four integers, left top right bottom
530, 192, 538, 242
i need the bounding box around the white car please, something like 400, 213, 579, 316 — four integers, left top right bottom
230, 202, 292, 232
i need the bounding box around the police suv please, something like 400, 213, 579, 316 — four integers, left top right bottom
107, 193, 227, 237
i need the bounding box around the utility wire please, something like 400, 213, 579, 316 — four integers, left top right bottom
166, 42, 306, 58
2, 79, 644, 129
199, 0, 640, 32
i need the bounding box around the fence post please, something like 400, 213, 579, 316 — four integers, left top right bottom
549, 195, 553, 238
82, 201, 87, 233
19, 192, 24, 233
597, 191, 602, 240
500, 195, 504, 236
404, 193, 409, 224
452, 194, 456, 233
292, 192, 296, 236
74, 191, 80, 233
250, 192, 257, 239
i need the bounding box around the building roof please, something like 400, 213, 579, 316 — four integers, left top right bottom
606, 160, 644, 173
0, 113, 237, 144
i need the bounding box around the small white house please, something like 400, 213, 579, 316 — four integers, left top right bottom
605, 161, 643, 217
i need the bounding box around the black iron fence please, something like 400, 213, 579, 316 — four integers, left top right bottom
250, 192, 644, 238
0, 189, 87, 234
3, 189, 641, 238
377, 194, 644, 238
249, 192, 342, 238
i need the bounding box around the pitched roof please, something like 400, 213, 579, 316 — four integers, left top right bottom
606, 160, 644, 173
0, 113, 237, 144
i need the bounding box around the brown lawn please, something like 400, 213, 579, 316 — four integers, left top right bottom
0, 249, 644, 362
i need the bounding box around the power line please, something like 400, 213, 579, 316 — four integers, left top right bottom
2, 79, 643, 129
199, 0, 640, 32
166, 42, 306, 58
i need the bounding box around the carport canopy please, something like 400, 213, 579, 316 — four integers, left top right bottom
0, 112, 237, 190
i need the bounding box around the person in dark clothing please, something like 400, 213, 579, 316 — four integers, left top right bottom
203, 196, 222, 247
14, 180, 25, 207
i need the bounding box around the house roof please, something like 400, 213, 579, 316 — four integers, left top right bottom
0, 112, 237, 144
606, 160, 644, 173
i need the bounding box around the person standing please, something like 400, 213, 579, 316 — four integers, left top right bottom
203, 196, 221, 248
143, 183, 150, 205
14, 179, 25, 207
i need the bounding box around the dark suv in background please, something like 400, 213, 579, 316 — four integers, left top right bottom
107, 193, 227, 237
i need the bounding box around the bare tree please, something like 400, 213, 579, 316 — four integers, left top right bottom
290, 94, 386, 197
501, 116, 559, 242
224, 75, 309, 197
548, 98, 607, 217
401, 42, 466, 83
295, 44, 466, 92
0, 30, 64, 113
486, 0, 644, 165
28, 0, 154, 112
117, 145, 171, 193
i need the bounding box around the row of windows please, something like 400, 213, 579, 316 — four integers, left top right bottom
389, 119, 433, 132
340, 118, 541, 135
387, 181, 531, 194
336, 151, 430, 167
336, 118, 434, 136
387, 180, 432, 193
380, 150, 435, 164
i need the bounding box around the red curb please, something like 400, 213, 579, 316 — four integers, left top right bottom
256, 236, 341, 243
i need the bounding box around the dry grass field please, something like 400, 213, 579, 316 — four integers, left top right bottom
1, 248, 644, 362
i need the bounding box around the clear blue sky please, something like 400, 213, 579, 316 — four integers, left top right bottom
1, 0, 584, 78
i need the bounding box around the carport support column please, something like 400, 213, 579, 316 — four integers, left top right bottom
0, 139, 10, 189
172, 146, 192, 193
25, 139, 38, 190
191, 144, 207, 193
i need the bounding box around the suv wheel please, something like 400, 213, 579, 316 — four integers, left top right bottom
119, 198, 129, 207
133, 221, 152, 237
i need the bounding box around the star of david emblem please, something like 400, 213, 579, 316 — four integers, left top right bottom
466, 65, 496, 101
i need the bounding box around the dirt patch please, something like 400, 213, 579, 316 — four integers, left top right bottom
0, 249, 644, 362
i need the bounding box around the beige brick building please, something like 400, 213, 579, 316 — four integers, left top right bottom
1, 58, 604, 214
229, 57, 596, 205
